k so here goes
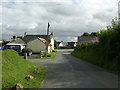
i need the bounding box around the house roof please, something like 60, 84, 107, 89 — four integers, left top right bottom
11, 37, 26, 44
78, 36, 98, 43
21, 36, 38, 43
11, 34, 53, 46
25, 35, 52, 42
18, 36, 52, 46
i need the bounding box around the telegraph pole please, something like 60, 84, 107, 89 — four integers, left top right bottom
118, 1, 120, 23
45, 22, 50, 57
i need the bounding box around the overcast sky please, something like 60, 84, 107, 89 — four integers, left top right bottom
0, 0, 119, 41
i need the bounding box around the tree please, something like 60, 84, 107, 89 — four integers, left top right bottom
90, 32, 97, 36
54, 40, 58, 48
81, 32, 90, 36
98, 17, 120, 61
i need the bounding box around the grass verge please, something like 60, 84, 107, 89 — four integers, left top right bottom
71, 50, 118, 71
39, 51, 57, 59
2, 49, 47, 88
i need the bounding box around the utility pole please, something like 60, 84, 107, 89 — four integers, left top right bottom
118, 1, 120, 23
45, 22, 50, 57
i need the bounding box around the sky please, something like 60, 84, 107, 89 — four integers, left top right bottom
0, 0, 119, 41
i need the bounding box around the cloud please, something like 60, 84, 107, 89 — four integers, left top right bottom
1, 0, 119, 41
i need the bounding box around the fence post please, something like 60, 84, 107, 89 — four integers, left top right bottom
40, 51, 44, 58
24, 53, 27, 60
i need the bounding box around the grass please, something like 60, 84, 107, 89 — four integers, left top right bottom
2, 49, 48, 88
39, 51, 57, 59
71, 50, 118, 71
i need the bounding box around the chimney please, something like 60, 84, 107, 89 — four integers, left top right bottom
13, 36, 16, 41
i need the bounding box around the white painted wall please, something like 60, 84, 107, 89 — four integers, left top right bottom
50, 37, 54, 50
47, 46, 51, 53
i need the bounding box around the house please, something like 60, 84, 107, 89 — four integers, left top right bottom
77, 36, 98, 44
10, 32, 54, 53
5, 43, 25, 53
11, 36, 26, 45
25, 37, 51, 53
56, 42, 61, 48
57, 41, 68, 48
24, 32, 54, 51
56, 41, 77, 48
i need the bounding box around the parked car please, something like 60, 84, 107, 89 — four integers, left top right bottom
0, 46, 5, 50
4, 43, 33, 56
22, 48, 32, 56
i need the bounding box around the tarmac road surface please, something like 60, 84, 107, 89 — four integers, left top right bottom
28, 49, 119, 88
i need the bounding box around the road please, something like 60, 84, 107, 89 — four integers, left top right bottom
28, 49, 119, 88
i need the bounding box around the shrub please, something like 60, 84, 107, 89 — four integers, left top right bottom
52, 50, 57, 52
47, 54, 51, 57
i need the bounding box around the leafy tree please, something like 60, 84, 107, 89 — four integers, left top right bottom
98, 17, 120, 61
82, 32, 90, 36
54, 40, 58, 48
90, 32, 97, 36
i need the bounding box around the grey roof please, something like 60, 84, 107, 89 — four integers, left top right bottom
78, 36, 98, 43
12, 34, 53, 44
10, 37, 26, 44
25, 35, 51, 42
22, 36, 38, 43
10, 34, 52, 45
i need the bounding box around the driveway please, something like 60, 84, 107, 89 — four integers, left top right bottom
28, 49, 119, 88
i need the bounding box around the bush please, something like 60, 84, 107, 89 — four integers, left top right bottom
52, 50, 57, 52
47, 54, 51, 57
98, 18, 120, 61
58, 46, 75, 49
